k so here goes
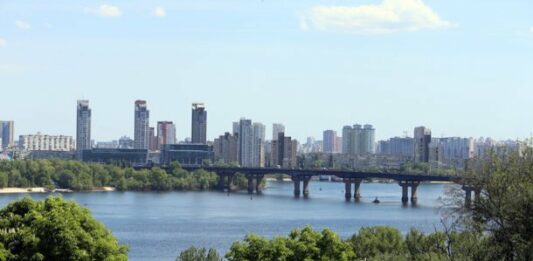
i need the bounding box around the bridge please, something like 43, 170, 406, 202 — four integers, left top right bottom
179, 166, 463, 204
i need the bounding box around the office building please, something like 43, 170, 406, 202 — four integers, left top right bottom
238, 118, 254, 167
134, 100, 150, 149
157, 121, 176, 147
0, 121, 14, 150
76, 100, 91, 159
19, 133, 75, 151
272, 123, 285, 141
191, 103, 207, 144
95, 140, 119, 149
414, 126, 432, 162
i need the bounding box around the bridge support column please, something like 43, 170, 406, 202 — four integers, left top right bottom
302, 176, 311, 198
255, 175, 264, 194
292, 176, 301, 197
344, 179, 352, 201
411, 181, 419, 204
400, 182, 409, 204
247, 176, 254, 194
353, 178, 362, 201
218, 174, 226, 191
227, 175, 234, 192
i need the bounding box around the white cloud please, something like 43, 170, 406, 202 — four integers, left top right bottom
302, 0, 453, 34
530, 26, 533, 33
15, 20, 31, 30
88, 4, 122, 17
153, 6, 166, 17
0, 38, 6, 48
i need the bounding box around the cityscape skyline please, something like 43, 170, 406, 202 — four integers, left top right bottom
1, 1, 533, 142
1, 98, 532, 144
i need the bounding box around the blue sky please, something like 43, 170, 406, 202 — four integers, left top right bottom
1, 0, 532, 142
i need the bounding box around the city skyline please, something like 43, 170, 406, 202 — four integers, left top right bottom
1, 0, 533, 142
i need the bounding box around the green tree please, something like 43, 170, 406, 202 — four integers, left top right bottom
0, 196, 128, 260
177, 247, 222, 261
349, 226, 405, 259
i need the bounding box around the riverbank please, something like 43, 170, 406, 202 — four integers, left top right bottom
0, 187, 116, 194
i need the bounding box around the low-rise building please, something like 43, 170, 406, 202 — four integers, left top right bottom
81, 149, 148, 166
160, 144, 214, 167
19, 133, 75, 151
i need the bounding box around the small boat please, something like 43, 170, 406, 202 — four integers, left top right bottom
373, 197, 380, 204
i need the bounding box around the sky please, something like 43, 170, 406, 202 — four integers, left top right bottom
1, 0, 533, 143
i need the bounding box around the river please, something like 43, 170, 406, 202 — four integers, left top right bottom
0, 181, 454, 260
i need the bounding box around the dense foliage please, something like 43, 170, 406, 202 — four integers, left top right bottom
0, 159, 250, 191
0, 196, 127, 260
177, 247, 223, 261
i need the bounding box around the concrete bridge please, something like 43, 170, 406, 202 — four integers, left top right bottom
180, 166, 460, 204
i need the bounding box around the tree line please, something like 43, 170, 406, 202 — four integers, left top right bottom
0, 159, 249, 191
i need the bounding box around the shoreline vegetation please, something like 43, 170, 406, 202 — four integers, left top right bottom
0, 159, 454, 194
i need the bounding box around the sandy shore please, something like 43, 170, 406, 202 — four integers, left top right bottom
0, 186, 117, 194
0, 187, 48, 194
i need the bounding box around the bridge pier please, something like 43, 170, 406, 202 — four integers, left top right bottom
218, 174, 226, 191
302, 176, 311, 198
353, 178, 362, 201
411, 181, 419, 204
344, 179, 352, 201
399, 181, 419, 204
463, 186, 481, 208
255, 175, 264, 194
292, 176, 301, 197
247, 176, 254, 194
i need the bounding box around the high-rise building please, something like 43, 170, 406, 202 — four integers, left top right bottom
19, 133, 75, 151
134, 100, 150, 149
148, 127, 158, 151
323, 130, 337, 153
0, 121, 14, 150
361, 124, 376, 154
252, 122, 266, 167
414, 126, 432, 162
238, 118, 254, 167
342, 124, 375, 155
76, 100, 91, 158
232, 122, 240, 135
271, 132, 297, 168
157, 121, 176, 147
213, 132, 239, 164
378, 137, 414, 158
272, 123, 285, 141
191, 103, 207, 144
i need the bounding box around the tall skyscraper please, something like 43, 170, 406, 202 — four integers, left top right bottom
252, 122, 266, 167
157, 121, 176, 147
0, 121, 14, 150
191, 103, 207, 144
323, 130, 337, 153
213, 132, 239, 164
272, 123, 285, 141
76, 100, 91, 158
238, 118, 254, 167
134, 100, 150, 149
414, 126, 432, 162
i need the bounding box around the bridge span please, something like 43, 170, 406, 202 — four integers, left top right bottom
180, 166, 458, 204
